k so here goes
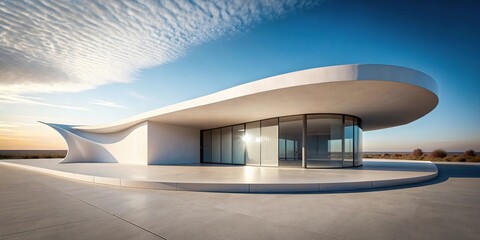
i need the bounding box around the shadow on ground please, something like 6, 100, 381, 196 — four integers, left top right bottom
343, 163, 480, 194
274, 163, 480, 195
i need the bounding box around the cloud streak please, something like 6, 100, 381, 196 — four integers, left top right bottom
0, 0, 317, 93
128, 91, 152, 101
0, 91, 87, 110
90, 100, 126, 108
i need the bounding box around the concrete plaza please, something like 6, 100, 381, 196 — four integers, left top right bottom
0, 162, 478, 239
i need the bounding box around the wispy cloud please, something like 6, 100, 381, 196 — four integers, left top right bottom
90, 100, 126, 108
0, 121, 34, 134
0, 121, 37, 127
128, 91, 152, 101
0, 122, 18, 128
0, 0, 317, 93
0, 91, 87, 110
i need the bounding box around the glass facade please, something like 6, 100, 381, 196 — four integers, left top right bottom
245, 121, 261, 166
354, 118, 363, 166
221, 127, 232, 164
201, 114, 362, 168
202, 130, 212, 163
343, 116, 354, 167
306, 115, 343, 168
232, 124, 245, 165
279, 116, 303, 167
260, 118, 279, 166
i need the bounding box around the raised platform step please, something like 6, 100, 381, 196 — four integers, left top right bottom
0, 159, 438, 193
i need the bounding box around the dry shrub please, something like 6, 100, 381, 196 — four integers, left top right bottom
466, 156, 480, 162
430, 149, 447, 158
464, 150, 476, 157
392, 153, 402, 158
412, 148, 423, 157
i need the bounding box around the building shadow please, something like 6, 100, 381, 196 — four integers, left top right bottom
351, 160, 438, 172
254, 163, 480, 195
320, 163, 480, 194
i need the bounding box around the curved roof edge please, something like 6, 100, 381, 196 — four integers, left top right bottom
64, 64, 437, 133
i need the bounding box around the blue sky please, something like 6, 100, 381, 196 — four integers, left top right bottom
0, 0, 479, 151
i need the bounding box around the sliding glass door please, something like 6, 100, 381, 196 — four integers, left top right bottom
279, 116, 303, 167
306, 114, 343, 168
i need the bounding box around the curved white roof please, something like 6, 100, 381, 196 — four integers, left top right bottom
74, 64, 438, 133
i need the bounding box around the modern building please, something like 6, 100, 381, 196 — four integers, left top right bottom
44, 64, 438, 168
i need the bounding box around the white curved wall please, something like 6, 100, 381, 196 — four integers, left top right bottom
46, 123, 118, 163
43, 121, 199, 165
71, 122, 148, 165
45, 122, 148, 164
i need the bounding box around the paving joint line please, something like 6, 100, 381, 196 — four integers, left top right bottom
0, 216, 102, 238
59, 190, 168, 240
18, 166, 169, 240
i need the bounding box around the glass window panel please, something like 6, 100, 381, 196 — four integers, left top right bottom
211, 128, 221, 163
286, 140, 295, 159
354, 118, 363, 166
221, 127, 232, 164
343, 116, 354, 167
358, 127, 363, 166
278, 138, 286, 160
306, 114, 343, 168
232, 124, 245, 165
260, 118, 278, 166
202, 130, 212, 163
245, 121, 261, 166
278, 115, 303, 167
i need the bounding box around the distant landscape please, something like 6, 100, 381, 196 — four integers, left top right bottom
0, 150, 67, 159
0, 149, 478, 162
364, 149, 479, 162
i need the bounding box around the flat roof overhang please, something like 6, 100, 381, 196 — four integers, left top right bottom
73, 64, 438, 133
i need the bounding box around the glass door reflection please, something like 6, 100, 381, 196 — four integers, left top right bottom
278, 116, 303, 167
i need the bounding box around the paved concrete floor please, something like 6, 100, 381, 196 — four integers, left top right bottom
0, 162, 479, 239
